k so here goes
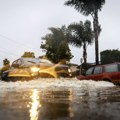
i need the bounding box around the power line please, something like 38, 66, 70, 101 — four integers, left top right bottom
0, 48, 18, 57
0, 33, 41, 59
0, 33, 39, 52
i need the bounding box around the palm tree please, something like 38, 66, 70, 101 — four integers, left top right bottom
64, 0, 105, 65
68, 20, 94, 64
41, 26, 73, 63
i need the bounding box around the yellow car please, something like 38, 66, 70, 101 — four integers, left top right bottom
1, 58, 72, 81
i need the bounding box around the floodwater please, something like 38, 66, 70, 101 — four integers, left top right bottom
0, 78, 120, 120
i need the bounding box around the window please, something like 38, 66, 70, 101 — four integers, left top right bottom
86, 67, 94, 75
94, 67, 102, 74
119, 64, 120, 72
12, 60, 18, 65
12, 59, 22, 67
105, 64, 118, 73
17, 59, 22, 65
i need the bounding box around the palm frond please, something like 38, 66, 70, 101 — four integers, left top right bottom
65, 0, 105, 16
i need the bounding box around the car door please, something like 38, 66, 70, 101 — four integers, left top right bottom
92, 66, 103, 81
104, 64, 120, 82
85, 67, 94, 80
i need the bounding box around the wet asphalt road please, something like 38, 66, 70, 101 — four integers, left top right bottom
0, 78, 120, 120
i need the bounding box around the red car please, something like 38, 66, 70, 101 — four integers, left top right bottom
77, 62, 120, 85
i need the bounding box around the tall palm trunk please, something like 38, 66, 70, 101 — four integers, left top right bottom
83, 43, 87, 64
93, 10, 99, 65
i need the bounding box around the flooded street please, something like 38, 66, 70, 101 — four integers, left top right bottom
0, 78, 120, 120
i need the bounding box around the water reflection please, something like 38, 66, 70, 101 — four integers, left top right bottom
39, 89, 71, 120
29, 89, 41, 120
0, 79, 120, 120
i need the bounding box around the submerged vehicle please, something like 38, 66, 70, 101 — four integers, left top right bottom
77, 62, 120, 85
1, 58, 72, 81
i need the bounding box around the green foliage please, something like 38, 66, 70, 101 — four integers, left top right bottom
21, 52, 35, 58
68, 20, 94, 63
100, 49, 120, 64
1, 58, 10, 74
68, 20, 94, 46
0, 69, 2, 75
40, 26, 73, 63
64, 0, 105, 65
1, 64, 10, 73
64, 0, 105, 16
3, 58, 10, 66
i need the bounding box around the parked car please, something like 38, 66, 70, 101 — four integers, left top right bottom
1, 58, 72, 81
77, 62, 120, 85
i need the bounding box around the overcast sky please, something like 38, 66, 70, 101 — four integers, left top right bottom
0, 0, 120, 67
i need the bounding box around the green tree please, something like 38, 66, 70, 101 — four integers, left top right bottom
0, 58, 10, 74
100, 49, 120, 64
40, 26, 73, 63
21, 52, 35, 58
68, 20, 94, 64
64, 0, 105, 65
3, 58, 10, 66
